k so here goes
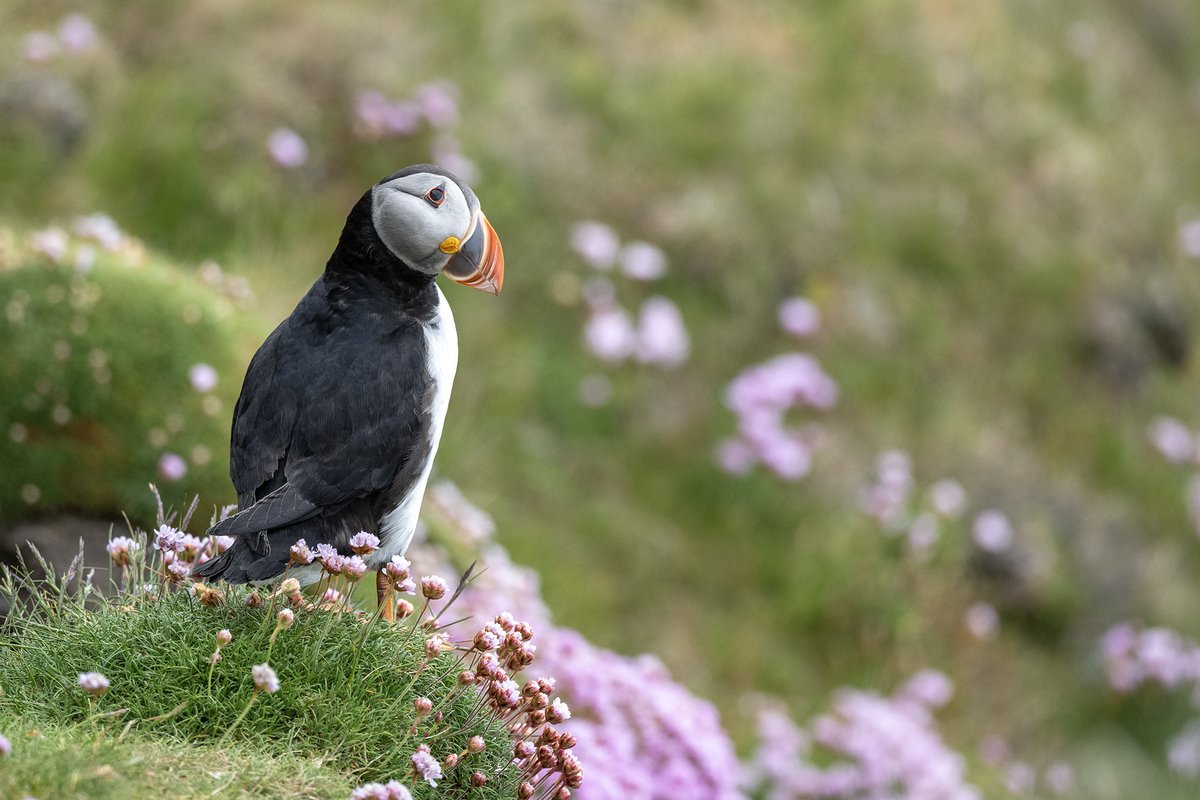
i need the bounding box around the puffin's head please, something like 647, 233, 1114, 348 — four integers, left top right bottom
369, 165, 504, 294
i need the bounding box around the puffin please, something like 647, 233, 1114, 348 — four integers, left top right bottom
193, 165, 503, 619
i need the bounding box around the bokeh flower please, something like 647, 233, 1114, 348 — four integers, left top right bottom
78, 671, 109, 697
252, 663, 280, 693
188, 363, 218, 393
778, 297, 820, 337
266, 127, 308, 169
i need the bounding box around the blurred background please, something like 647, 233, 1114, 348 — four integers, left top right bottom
3, 0, 1200, 796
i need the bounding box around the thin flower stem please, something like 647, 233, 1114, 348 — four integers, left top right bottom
220, 690, 259, 744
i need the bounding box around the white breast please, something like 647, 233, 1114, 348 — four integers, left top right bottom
373, 285, 458, 565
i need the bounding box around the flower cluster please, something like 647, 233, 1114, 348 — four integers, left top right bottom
353, 82, 476, 180
22, 14, 99, 62
744, 671, 980, 800
857, 451, 969, 558
142, 522, 234, 582
568, 221, 689, 381
1101, 622, 1200, 693
413, 480, 744, 800
717, 352, 837, 480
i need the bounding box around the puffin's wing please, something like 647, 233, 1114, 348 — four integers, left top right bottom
212, 312, 430, 538
208, 482, 318, 537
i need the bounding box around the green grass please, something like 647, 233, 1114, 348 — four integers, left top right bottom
4, 0, 1200, 791
0, 551, 516, 799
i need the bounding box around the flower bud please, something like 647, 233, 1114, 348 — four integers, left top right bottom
276, 608, 295, 629
517, 782, 535, 799
443, 752, 459, 769
470, 771, 487, 788
420, 575, 448, 600
467, 736, 486, 754
413, 696, 433, 716
395, 599, 414, 619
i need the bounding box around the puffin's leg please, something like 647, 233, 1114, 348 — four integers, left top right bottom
376, 570, 396, 623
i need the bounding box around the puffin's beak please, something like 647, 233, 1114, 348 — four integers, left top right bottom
444, 213, 504, 295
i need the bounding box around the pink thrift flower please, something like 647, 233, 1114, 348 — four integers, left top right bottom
158, 453, 187, 482
928, 478, 967, 518
620, 241, 668, 281
216, 629, 233, 646
106, 536, 138, 566
384, 554, 410, 580
154, 525, 184, 553
1149, 416, 1194, 463
342, 555, 368, 581
1181, 220, 1200, 258
78, 671, 109, 697
570, 221, 620, 269
23, 31, 60, 62
349, 531, 380, 555
188, 363, 218, 393
252, 663, 280, 693
421, 575, 448, 600
972, 510, 1013, 552
778, 296, 821, 337
289, 539, 315, 565
585, 306, 637, 362
965, 602, 999, 640
266, 127, 308, 169
58, 14, 99, 52
635, 296, 689, 367
411, 745, 443, 787
415, 81, 460, 128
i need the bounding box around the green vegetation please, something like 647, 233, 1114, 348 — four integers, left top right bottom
0, 548, 514, 799
3, 0, 1200, 793
0, 232, 256, 524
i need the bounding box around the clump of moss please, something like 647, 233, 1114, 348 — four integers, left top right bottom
0, 219, 256, 525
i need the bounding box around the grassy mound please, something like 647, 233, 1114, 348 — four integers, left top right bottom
0, 222, 256, 525
0, 550, 519, 799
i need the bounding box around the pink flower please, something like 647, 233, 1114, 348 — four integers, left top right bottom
1149, 416, 1195, 463
23, 31, 60, 62
0, 734, 10, 757
415, 81, 460, 129
349, 531, 380, 555
900, 669, 954, 707
342, 555, 368, 581
964, 602, 999, 640
411, 745, 443, 787
972, 510, 1013, 552
266, 127, 308, 169
384, 554, 411, 581
154, 525, 184, 553
188, 363, 218, 393
928, 478, 967, 518
158, 453, 187, 482
78, 671, 109, 697
584, 306, 637, 362
778, 297, 820, 337
570, 221, 620, 270
252, 663, 280, 693
620, 241, 668, 281
289, 539, 315, 565
216, 629, 233, 646
421, 575, 448, 600
167, 561, 192, 582
635, 296, 689, 367
58, 14, 99, 52
1181, 220, 1200, 258
106, 536, 139, 566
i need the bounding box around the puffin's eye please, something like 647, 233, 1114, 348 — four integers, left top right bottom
424, 186, 446, 208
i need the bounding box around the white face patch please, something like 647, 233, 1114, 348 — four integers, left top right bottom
371, 173, 475, 274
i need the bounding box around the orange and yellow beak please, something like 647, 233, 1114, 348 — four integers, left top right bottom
443, 212, 504, 295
